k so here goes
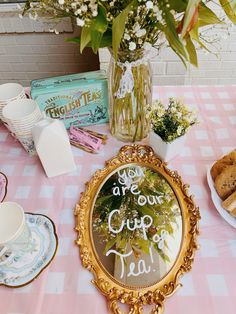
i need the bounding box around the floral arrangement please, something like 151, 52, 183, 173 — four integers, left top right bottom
148, 98, 198, 143
23, 0, 236, 65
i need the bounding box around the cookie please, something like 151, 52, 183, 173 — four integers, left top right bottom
222, 190, 236, 217
211, 149, 236, 181
215, 164, 236, 200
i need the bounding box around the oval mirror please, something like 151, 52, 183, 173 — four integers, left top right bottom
75, 145, 200, 314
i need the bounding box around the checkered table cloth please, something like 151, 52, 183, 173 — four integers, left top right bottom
0, 85, 236, 314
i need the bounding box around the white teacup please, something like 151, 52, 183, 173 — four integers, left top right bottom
2, 99, 40, 121
2, 99, 43, 155
0, 202, 31, 266
0, 83, 25, 103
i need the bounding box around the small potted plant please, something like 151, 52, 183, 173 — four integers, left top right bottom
148, 98, 198, 162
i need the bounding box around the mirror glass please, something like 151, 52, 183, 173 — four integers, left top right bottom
92, 165, 182, 287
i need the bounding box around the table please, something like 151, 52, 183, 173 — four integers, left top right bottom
0, 85, 236, 314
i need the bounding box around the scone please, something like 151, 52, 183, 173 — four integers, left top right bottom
211, 149, 236, 181
222, 190, 236, 217
215, 164, 236, 200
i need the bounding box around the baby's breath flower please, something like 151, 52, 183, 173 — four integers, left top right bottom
76, 18, 85, 27
146, 1, 154, 9
129, 42, 136, 51
148, 98, 198, 143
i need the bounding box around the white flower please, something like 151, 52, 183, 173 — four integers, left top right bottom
176, 112, 182, 119
136, 29, 146, 38
138, 38, 143, 45
134, 24, 140, 33
146, 1, 154, 9
92, 10, 98, 16
177, 126, 183, 136
143, 42, 152, 50
124, 33, 131, 41
75, 9, 82, 15
76, 18, 85, 27
58, 0, 64, 5
129, 42, 136, 51
81, 5, 88, 12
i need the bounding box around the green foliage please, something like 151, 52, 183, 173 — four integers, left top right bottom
181, 0, 201, 38
186, 35, 198, 67
198, 3, 223, 27
93, 166, 181, 261
162, 9, 188, 66
148, 98, 198, 143
22, 0, 236, 66
112, 0, 137, 59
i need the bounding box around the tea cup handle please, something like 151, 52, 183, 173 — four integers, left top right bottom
0, 246, 15, 266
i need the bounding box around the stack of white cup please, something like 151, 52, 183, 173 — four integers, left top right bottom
2, 99, 43, 155
0, 83, 27, 120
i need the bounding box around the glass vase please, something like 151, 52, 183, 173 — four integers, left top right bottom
108, 50, 152, 142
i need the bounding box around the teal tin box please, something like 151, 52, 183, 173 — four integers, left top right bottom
31, 70, 109, 129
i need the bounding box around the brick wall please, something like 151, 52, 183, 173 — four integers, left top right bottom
0, 12, 99, 87
99, 26, 236, 86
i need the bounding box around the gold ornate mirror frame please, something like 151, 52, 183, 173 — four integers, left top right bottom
74, 145, 200, 314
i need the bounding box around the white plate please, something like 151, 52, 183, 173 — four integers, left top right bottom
207, 166, 236, 228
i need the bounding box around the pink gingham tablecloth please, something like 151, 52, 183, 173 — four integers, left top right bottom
0, 85, 236, 314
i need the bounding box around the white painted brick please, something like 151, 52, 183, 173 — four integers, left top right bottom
220, 52, 236, 61
222, 61, 236, 69
218, 78, 236, 84
98, 48, 110, 62
228, 42, 236, 52
198, 61, 222, 70
150, 62, 166, 75
166, 62, 186, 75
189, 78, 219, 85
153, 75, 185, 86
159, 48, 179, 61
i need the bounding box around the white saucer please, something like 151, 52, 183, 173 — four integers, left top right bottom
0, 213, 58, 288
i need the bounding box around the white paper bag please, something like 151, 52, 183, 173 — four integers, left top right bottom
32, 118, 76, 177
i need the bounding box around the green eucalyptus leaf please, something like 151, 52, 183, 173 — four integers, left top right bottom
91, 5, 108, 33
80, 26, 91, 53
134, 238, 150, 254
66, 37, 81, 43
91, 30, 103, 53
219, 0, 236, 23
181, 0, 201, 38
112, 0, 137, 59
186, 35, 198, 67
90, 5, 108, 53
168, 0, 188, 12
190, 23, 212, 53
104, 237, 117, 254
198, 3, 223, 27
163, 10, 188, 65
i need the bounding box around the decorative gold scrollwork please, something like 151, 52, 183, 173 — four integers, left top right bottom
75, 145, 200, 314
